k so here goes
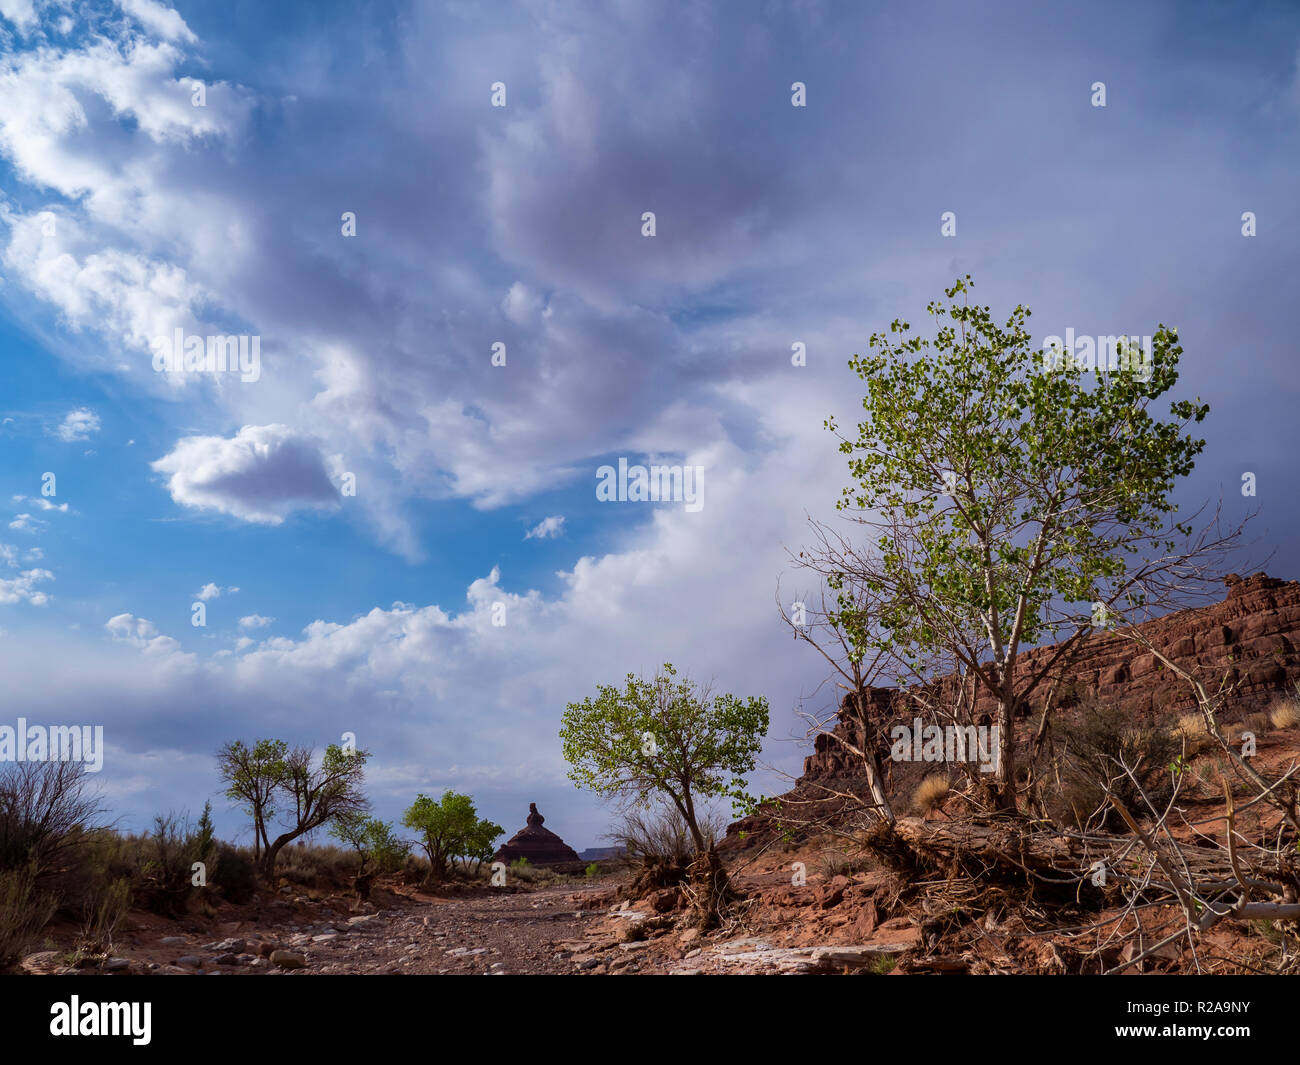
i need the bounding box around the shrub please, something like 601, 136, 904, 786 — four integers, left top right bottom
911, 775, 950, 814
402, 854, 430, 886
78, 877, 132, 956
275, 842, 357, 890
136, 812, 217, 917
608, 803, 725, 865
211, 843, 258, 904
1269, 699, 1300, 730
585, 862, 599, 878
0, 761, 103, 883
1051, 700, 1179, 830
0, 866, 57, 971
1172, 711, 1213, 753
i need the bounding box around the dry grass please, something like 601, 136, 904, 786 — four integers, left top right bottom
912, 775, 951, 815
1173, 712, 1213, 754
1269, 698, 1300, 730
1242, 711, 1271, 738
0, 867, 57, 972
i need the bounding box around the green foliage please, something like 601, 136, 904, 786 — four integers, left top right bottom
402, 791, 501, 883
216, 738, 288, 859
330, 813, 408, 875
826, 276, 1206, 666
210, 843, 258, 903
585, 862, 599, 878
1050, 699, 1180, 830
0, 865, 57, 971
78, 876, 131, 955
137, 811, 214, 917
560, 662, 769, 854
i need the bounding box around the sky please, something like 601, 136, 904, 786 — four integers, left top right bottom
0, 0, 1297, 851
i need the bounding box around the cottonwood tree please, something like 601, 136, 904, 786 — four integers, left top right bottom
331, 812, 408, 899
260, 744, 369, 878
560, 663, 769, 856
216, 739, 286, 863
808, 277, 1244, 811
402, 791, 502, 885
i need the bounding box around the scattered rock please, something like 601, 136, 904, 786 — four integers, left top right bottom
270, 950, 307, 970
20, 951, 69, 975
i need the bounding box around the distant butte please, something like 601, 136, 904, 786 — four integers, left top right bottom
494, 803, 581, 866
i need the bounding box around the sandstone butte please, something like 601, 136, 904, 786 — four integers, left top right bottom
494, 803, 582, 866
730, 571, 1300, 838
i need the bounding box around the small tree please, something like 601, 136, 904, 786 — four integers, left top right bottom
402, 791, 501, 884
560, 663, 769, 856
331, 813, 408, 874
462, 818, 504, 877
217, 739, 287, 862
260, 744, 369, 878
331, 812, 408, 900
813, 277, 1243, 810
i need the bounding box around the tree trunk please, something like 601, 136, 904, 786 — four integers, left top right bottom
262, 832, 296, 879
993, 696, 1017, 811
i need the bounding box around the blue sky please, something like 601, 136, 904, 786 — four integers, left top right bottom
0, 0, 1298, 850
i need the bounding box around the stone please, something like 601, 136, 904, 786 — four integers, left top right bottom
493, 803, 581, 866
270, 950, 307, 970
174, 955, 203, 968
20, 951, 68, 975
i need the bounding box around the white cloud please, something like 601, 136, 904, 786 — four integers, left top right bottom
0, 0, 36, 33
53, 407, 100, 442
152, 425, 340, 525
12, 495, 69, 513
8, 513, 44, 533
238, 614, 273, 629
116, 0, 196, 45
195, 582, 221, 601
0, 567, 51, 604
104, 612, 183, 655
524, 515, 566, 540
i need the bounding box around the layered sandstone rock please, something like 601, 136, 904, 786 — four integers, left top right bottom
494, 804, 581, 866
797, 572, 1300, 787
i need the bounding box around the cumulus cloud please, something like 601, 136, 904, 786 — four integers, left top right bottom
238, 614, 273, 629
52, 408, 100, 442
0, 0, 36, 33
152, 425, 341, 524
0, 567, 52, 605
104, 612, 183, 655
12, 495, 68, 513
524, 515, 565, 540
116, 0, 196, 44
8, 513, 44, 533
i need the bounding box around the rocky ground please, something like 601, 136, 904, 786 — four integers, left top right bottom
18, 857, 936, 977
